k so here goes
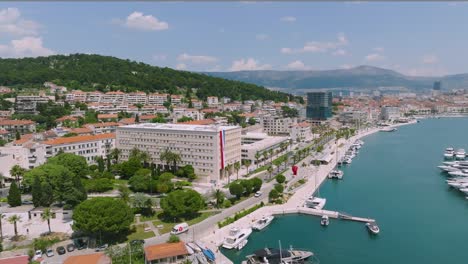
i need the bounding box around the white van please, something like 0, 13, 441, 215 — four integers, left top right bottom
170, 223, 189, 235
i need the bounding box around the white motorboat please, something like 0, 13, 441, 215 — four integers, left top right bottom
447, 181, 468, 188
328, 169, 344, 179
459, 188, 468, 194
320, 215, 329, 226
237, 240, 248, 250
343, 157, 352, 164
222, 227, 252, 249
305, 197, 326, 210
455, 149, 466, 160
380, 127, 397, 132
252, 216, 274, 231
448, 170, 468, 177
244, 247, 315, 264
437, 165, 461, 172
444, 147, 455, 159
366, 222, 380, 234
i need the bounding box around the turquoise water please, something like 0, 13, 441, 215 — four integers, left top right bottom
222, 118, 468, 264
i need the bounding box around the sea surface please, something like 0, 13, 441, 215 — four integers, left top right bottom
222, 118, 468, 264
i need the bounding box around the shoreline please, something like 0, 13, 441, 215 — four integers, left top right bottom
203, 120, 417, 264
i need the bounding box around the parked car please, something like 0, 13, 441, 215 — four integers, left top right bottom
22, 200, 33, 205
66, 243, 75, 252
95, 244, 108, 252
46, 248, 54, 257
254, 191, 263, 197
33, 250, 42, 260
56, 246, 66, 255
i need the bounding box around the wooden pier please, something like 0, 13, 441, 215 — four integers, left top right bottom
272, 207, 376, 223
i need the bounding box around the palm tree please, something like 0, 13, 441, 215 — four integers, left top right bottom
267, 166, 273, 179
110, 148, 121, 164
262, 151, 268, 165
10, 165, 25, 184
140, 150, 151, 167
160, 149, 172, 171
214, 189, 224, 208
0, 213, 4, 239
225, 164, 233, 184
8, 214, 21, 237
234, 161, 241, 180
169, 152, 182, 173
243, 160, 252, 175
41, 208, 52, 233
268, 149, 274, 163
255, 152, 261, 168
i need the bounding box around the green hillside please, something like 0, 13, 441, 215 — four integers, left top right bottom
0, 54, 298, 102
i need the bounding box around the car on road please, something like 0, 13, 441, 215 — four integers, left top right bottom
66, 243, 75, 252
33, 250, 42, 260
254, 191, 263, 197
95, 244, 108, 252
22, 200, 33, 205
56, 246, 66, 255
130, 239, 144, 246
46, 248, 54, 257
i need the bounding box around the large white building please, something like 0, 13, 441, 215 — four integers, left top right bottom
290, 122, 313, 142
261, 116, 297, 136
380, 106, 400, 121
241, 132, 289, 166
116, 123, 242, 183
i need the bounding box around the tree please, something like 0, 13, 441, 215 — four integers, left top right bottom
255, 152, 261, 168
15, 131, 20, 140
160, 189, 204, 219
48, 153, 89, 178
7, 215, 21, 237
7, 182, 21, 207
32, 175, 42, 207
96, 156, 105, 173
118, 185, 131, 204
40, 182, 54, 207
268, 189, 279, 201
129, 169, 152, 193
118, 158, 142, 179
72, 198, 134, 241
229, 182, 244, 199
176, 165, 196, 180
262, 151, 268, 165
214, 189, 224, 208
248, 118, 256, 125
251, 177, 262, 192
110, 148, 122, 164
274, 184, 284, 193
276, 174, 286, 184
267, 166, 273, 179
10, 165, 25, 184
41, 208, 52, 233
240, 179, 253, 195
168, 234, 180, 243
135, 114, 140, 123
243, 160, 252, 175
234, 161, 241, 180
132, 193, 153, 216
177, 116, 193, 123
0, 213, 4, 240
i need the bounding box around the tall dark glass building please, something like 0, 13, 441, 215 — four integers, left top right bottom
306, 92, 333, 120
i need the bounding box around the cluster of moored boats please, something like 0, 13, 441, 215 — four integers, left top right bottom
186, 241, 216, 264
443, 147, 467, 160
338, 139, 364, 166
222, 216, 275, 252
438, 150, 468, 198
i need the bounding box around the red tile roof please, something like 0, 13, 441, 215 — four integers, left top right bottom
145, 242, 188, 261
0, 255, 29, 264
64, 253, 111, 264
0, 119, 35, 125
43, 133, 115, 146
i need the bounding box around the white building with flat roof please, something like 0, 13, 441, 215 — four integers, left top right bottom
241, 132, 289, 166
116, 123, 241, 183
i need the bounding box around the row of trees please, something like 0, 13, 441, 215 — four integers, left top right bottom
228, 178, 263, 199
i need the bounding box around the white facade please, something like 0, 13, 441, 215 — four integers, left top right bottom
0, 143, 48, 176
261, 116, 297, 135
101, 92, 126, 104
126, 92, 147, 105
207, 96, 219, 107
241, 132, 289, 165
380, 106, 401, 121
116, 123, 242, 183
148, 93, 168, 106
290, 122, 313, 142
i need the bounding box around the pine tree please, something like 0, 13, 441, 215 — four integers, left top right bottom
15, 131, 20, 140
32, 175, 42, 207
7, 182, 21, 207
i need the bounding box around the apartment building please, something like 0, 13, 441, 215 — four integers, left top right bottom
87, 91, 103, 103
116, 123, 242, 183
65, 90, 87, 102
0, 142, 48, 174
290, 122, 313, 142
380, 106, 400, 121
241, 132, 289, 166
15, 95, 54, 114
101, 91, 126, 104
261, 116, 297, 136
173, 108, 201, 121
126, 92, 147, 105
148, 93, 168, 106
42, 133, 115, 164
0, 119, 36, 134
170, 95, 183, 105
207, 96, 219, 107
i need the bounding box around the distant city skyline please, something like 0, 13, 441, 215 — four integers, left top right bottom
1, 2, 467, 76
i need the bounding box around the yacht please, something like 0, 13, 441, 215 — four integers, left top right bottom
222, 227, 252, 250
243, 247, 314, 264
252, 216, 275, 231
343, 157, 353, 164
305, 197, 326, 210
458, 188, 468, 195
437, 165, 460, 172
447, 181, 468, 189
320, 215, 329, 226
455, 149, 466, 160
380, 127, 397, 132
448, 170, 468, 177
444, 148, 455, 159
366, 222, 380, 235
328, 170, 344, 179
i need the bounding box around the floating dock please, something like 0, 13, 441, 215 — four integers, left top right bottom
272, 207, 376, 223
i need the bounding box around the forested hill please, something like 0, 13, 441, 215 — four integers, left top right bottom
0, 54, 297, 102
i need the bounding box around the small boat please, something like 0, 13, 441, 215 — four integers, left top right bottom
437, 165, 460, 172
185, 244, 195, 255
244, 247, 315, 264
455, 149, 466, 160
380, 127, 397, 132
328, 169, 344, 179
237, 240, 248, 250
444, 147, 455, 159
187, 242, 202, 252
195, 241, 216, 262
320, 215, 329, 226
459, 188, 468, 194
222, 227, 252, 249
252, 216, 275, 231
305, 197, 326, 210
448, 170, 468, 177
366, 222, 380, 235
447, 182, 468, 188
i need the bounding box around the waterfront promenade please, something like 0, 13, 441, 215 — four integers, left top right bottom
203, 121, 416, 263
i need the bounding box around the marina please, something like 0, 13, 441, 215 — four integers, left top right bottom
221, 118, 468, 264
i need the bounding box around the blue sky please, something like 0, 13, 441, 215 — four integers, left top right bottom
1, 1, 467, 76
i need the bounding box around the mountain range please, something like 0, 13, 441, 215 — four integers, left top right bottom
206, 66, 468, 91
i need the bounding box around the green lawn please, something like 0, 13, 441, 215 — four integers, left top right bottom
152, 212, 218, 235
126, 224, 154, 242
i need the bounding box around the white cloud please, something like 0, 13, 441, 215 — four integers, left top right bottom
177, 53, 218, 64
332, 49, 347, 56
0, 7, 40, 36
0, 36, 54, 58
422, 54, 438, 64
175, 63, 187, 70
256, 34, 269, 40
286, 60, 311, 70
124, 11, 168, 31
365, 53, 385, 62
281, 33, 349, 55
280, 16, 296, 22
152, 54, 167, 61
229, 58, 272, 71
